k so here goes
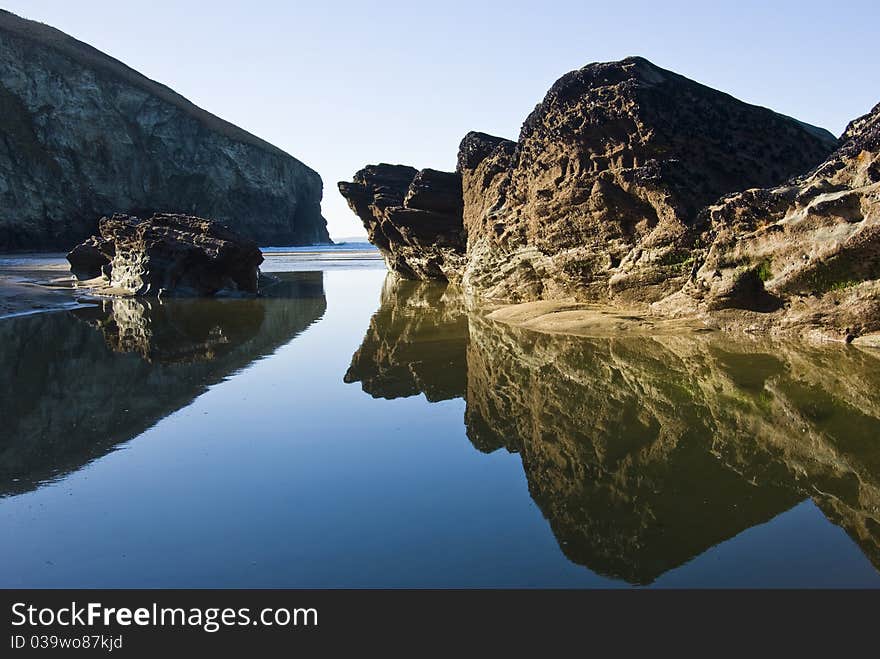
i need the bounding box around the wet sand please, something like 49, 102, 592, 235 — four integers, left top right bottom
486, 299, 713, 337
0, 253, 91, 319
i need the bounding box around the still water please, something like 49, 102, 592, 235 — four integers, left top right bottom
1, 260, 879, 587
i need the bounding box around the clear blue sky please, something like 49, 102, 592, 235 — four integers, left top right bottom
5, 1, 878, 239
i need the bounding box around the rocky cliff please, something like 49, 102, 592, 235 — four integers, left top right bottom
459, 57, 837, 302
338, 165, 464, 280
339, 57, 880, 341
0, 10, 330, 250
658, 101, 880, 343
342, 57, 837, 303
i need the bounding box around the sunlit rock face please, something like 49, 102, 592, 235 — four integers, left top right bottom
343, 276, 467, 401
459, 57, 837, 304
0, 272, 326, 496
338, 166, 465, 281
68, 213, 265, 297
660, 101, 880, 343
344, 278, 880, 583
0, 10, 329, 250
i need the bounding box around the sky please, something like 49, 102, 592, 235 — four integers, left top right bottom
5, 1, 878, 240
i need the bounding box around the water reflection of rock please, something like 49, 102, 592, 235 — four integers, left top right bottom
344, 277, 467, 402
0, 272, 326, 496
346, 275, 880, 583
79, 297, 266, 363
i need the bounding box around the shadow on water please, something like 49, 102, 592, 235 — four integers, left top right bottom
0, 271, 326, 497
344, 274, 880, 585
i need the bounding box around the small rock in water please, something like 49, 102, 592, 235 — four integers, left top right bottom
67, 213, 265, 297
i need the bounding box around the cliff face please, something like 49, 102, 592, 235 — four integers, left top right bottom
0, 10, 330, 250
338, 165, 464, 280
659, 102, 880, 342
341, 57, 880, 340
459, 57, 838, 302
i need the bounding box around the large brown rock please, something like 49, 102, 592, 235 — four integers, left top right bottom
659, 101, 880, 342
68, 213, 264, 297
338, 165, 465, 281
459, 57, 838, 302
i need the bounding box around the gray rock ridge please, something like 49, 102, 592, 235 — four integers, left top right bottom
0, 9, 330, 250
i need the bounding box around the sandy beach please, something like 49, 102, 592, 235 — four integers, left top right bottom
0, 254, 92, 319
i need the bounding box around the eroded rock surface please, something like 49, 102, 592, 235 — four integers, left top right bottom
459, 57, 838, 303
68, 213, 264, 297
0, 10, 329, 250
343, 57, 840, 312
338, 165, 465, 281
660, 102, 880, 342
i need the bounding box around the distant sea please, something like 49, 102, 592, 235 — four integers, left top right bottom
259, 238, 382, 272
261, 237, 377, 253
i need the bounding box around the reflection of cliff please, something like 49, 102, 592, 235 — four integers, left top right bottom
0, 272, 326, 496
344, 277, 467, 402
346, 277, 880, 583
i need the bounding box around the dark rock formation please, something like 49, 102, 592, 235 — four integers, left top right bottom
0, 10, 330, 250
340, 57, 880, 340
344, 57, 839, 306
0, 271, 326, 496
459, 57, 838, 302
338, 165, 465, 281
659, 101, 880, 343
68, 213, 264, 297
